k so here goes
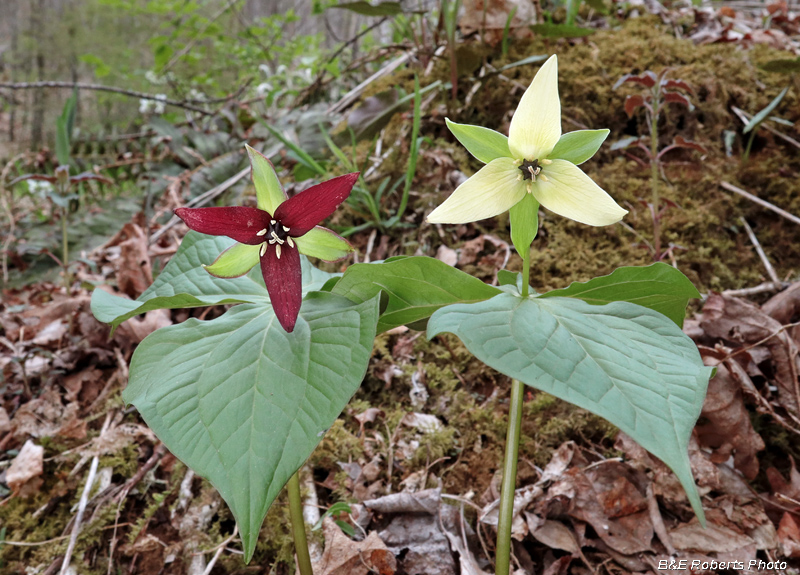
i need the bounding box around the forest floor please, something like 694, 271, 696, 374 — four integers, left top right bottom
2, 3, 800, 574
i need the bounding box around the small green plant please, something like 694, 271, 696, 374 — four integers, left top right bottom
614, 69, 705, 261
741, 86, 790, 166
9, 95, 112, 287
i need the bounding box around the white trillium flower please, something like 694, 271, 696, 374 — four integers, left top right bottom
428, 55, 627, 227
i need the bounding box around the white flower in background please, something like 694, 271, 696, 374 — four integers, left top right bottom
153, 94, 167, 115
187, 88, 206, 102
256, 82, 273, 98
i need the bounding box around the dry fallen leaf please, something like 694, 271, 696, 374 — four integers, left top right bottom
311, 518, 396, 575
777, 513, 800, 558
696, 347, 765, 479
6, 439, 44, 496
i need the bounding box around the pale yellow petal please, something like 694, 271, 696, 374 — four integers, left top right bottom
427, 158, 527, 224
508, 55, 561, 161
531, 159, 627, 226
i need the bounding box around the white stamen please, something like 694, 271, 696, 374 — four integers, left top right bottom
256, 228, 267, 236
276, 244, 282, 259
516, 175, 523, 181
539, 174, 548, 183
270, 219, 276, 225
270, 230, 284, 244
287, 237, 294, 248
283, 225, 290, 232
259, 243, 267, 257
268, 238, 276, 244
541, 159, 552, 165
526, 184, 533, 194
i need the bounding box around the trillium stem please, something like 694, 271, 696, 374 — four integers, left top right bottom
495, 379, 525, 575
650, 85, 662, 261
287, 470, 313, 575
520, 249, 531, 298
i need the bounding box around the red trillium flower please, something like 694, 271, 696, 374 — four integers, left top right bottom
175, 145, 358, 333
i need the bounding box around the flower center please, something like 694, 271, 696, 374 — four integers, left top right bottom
257, 219, 294, 259
519, 159, 542, 181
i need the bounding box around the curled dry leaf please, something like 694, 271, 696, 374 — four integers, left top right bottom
701, 293, 800, 416
548, 463, 654, 555
669, 523, 757, 560
777, 513, 800, 558
0, 406, 10, 434
6, 439, 44, 496
115, 222, 154, 298
696, 347, 765, 479
312, 518, 397, 575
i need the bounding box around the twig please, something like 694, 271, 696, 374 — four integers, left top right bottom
0, 81, 212, 116
1, 535, 70, 547
149, 165, 250, 243
298, 17, 389, 106
739, 216, 780, 284
60, 412, 113, 575
161, 0, 243, 73
330, 52, 412, 114
722, 281, 789, 297
721, 181, 800, 227
200, 526, 239, 575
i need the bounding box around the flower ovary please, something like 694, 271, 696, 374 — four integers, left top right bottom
519, 159, 543, 182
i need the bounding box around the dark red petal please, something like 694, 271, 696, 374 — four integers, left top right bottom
174, 207, 272, 245
274, 172, 358, 236
260, 241, 302, 333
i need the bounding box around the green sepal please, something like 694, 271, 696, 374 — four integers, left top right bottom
509, 194, 539, 258
246, 144, 287, 213
295, 227, 354, 262
445, 118, 511, 164
204, 242, 260, 278
549, 129, 609, 165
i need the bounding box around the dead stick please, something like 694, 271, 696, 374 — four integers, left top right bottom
60, 412, 113, 575
0, 81, 212, 115
722, 281, 789, 297
721, 181, 800, 227
149, 166, 250, 243
739, 216, 780, 284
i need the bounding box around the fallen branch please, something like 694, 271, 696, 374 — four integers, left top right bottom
739, 216, 780, 284
60, 412, 113, 575
0, 81, 212, 116
720, 181, 800, 227
149, 165, 250, 243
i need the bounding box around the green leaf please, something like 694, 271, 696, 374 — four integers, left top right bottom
428, 294, 712, 523
330, 0, 403, 16
56, 90, 78, 166
445, 118, 511, 164
537, 263, 700, 327
91, 232, 336, 329
123, 292, 380, 562
509, 193, 539, 257
549, 129, 609, 165
744, 87, 790, 134
332, 256, 501, 333
498, 54, 549, 72
530, 23, 594, 38
295, 227, 353, 261
246, 144, 287, 213
760, 57, 800, 74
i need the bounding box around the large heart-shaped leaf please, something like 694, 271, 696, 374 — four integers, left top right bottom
538, 263, 700, 327
91, 231, 336, 329
124, 292, 380, 562
428, 294, 712, 521
332, 256, 501, 333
